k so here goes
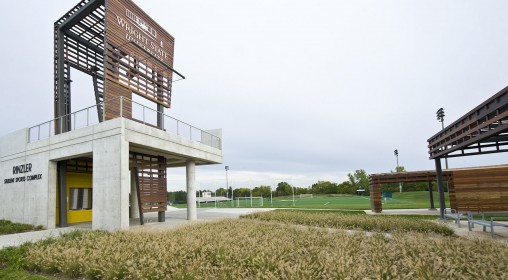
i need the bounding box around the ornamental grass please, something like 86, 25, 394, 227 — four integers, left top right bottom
0, 219, 44, 235
24, 218, 508, 279
241, 210, 454, 236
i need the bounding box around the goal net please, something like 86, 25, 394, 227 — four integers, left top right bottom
299, 194, 313, 198
236, 197, 264, 207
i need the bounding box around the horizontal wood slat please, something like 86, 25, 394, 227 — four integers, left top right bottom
370, 166, 508, 213
105, 0, 174, 112
451, 167, 508, 212
130, 152, 167, 213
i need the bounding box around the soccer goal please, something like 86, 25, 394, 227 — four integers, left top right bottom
299, 194, 313, 198
236, 197, 264, 207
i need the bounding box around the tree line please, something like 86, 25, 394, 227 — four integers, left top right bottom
168, 169, 370, 203
167, 167, 438, 204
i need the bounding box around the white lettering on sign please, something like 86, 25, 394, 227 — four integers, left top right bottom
126, 9, 157, 39
115, 9, 171, 64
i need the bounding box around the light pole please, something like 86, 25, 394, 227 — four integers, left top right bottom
292, 184, 295, 207
436, 108, 449, 169
270, 185, 273, 207
394, 149, 399, 171
394, 149, 402, 193
225, 166, 233, 206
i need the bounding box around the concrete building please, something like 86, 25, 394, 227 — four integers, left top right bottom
0, 0, 223, 230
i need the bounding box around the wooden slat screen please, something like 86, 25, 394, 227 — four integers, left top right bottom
129, 152, 167, 213
369, 171, 453, 213
450, 167, 508, 212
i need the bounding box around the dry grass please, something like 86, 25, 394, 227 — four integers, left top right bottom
24, 218, 508, 279
241, 210, 454, 236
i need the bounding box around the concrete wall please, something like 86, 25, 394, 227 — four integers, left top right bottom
124, 121, 222, 164
0, 129, 55, 228
0, 118, 222, 230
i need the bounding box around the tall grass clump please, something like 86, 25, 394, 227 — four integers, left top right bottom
24, 219, 508, 279
242, 210, 454, 236
0, 219, 44, 235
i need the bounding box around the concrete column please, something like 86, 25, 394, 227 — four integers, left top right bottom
92, 129, 130, 230
428, 181, 436, 210
130, 169, 139, 219
47, 161, 57, 229
186, 160, 197, 220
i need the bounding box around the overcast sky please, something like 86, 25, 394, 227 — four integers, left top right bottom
1, 0, 508, 191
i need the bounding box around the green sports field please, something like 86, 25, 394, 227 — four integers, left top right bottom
177, 191, 450, 210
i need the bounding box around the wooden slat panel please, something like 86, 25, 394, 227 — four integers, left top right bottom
104, 0, 174, 112
130, 152, 167, 213
452, 167, 508, 212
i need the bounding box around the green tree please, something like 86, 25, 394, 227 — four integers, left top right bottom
216, 187, 228, 197
294, 187, 310, 195
234, 188, 251, 198
347, 169, 370, 195
310, 181, 338, 194
167, 190, 187, 204
393, 165, 406, 173
252, 185, 271, 197
337, 181, 356, 195
276, 182, 292, 196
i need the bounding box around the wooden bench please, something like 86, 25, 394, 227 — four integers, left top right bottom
467, 212, 508, 238
444, 209, 466, 227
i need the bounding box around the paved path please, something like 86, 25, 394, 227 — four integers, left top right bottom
0, 228, 78, 249
364, 208, 441, 215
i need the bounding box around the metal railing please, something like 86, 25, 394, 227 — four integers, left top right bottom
28, 96, 222, 150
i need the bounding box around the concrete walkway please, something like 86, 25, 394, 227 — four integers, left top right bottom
365, 208, 508, 241
364, 208, 441, 215
0, 228, 78, 249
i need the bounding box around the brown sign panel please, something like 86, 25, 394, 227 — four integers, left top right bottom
106, 0, 174, 66
104, 0, 175, 114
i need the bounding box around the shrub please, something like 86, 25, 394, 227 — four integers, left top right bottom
0, 220, 44, 235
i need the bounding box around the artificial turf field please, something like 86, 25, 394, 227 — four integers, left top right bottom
178, 191, 450, 210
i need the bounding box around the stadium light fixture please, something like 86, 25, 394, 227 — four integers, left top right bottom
435, 108, 449, 169
394, 149, 402, 193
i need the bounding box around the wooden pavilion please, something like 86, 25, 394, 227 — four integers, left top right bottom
370, 86, 508, 218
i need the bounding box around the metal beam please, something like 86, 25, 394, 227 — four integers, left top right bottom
445, 146, 508, 158
57, 161, 68, 227
430, 122, 508, 159
435, 158, 446, 219
56, 29, 66, 134
92, 72, 104, 121
428, 86, 508, 159
130, 41, 186, 80
157, 104, 164, 129
428, 181, 435, 210
58, 0, 104, 31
